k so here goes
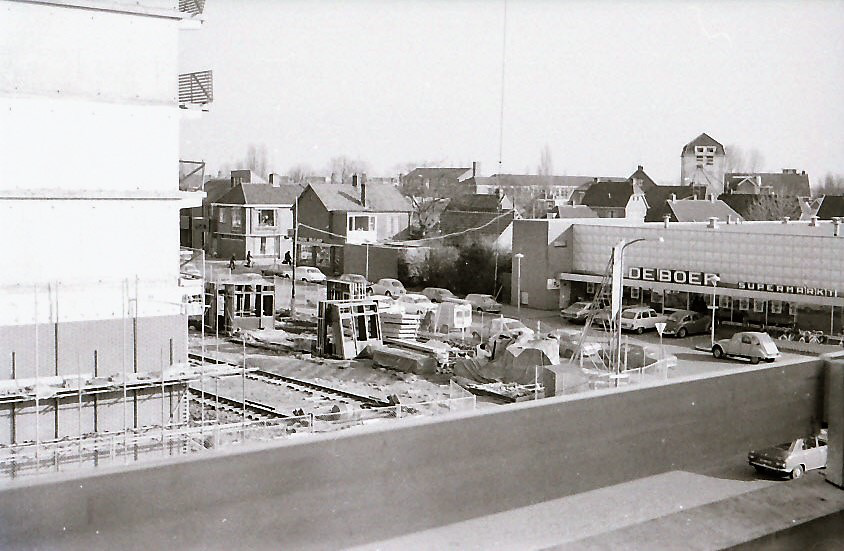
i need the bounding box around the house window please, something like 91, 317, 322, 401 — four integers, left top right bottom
231, 208, 243, 229
770, 300, 782, 314
348, 215, 374, 231
631, 287, 640, 299
218, 207, 227, 224
753, 299, 765, 313
694, 146, 716, 166
260, 237, 267, 255
586, 282, 595, 295
258, 210, 275, 227
739, 297, 750, 311
718, 295, 732, 308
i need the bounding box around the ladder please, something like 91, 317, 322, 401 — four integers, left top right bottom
573, 252, 615, 372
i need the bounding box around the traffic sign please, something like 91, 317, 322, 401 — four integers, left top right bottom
655, 322, 667, 336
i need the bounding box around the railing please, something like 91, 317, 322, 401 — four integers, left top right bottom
0, 392, 476, 482
179, 0, 206, 16
179, 160, 206, 192
178, 70, 213, 107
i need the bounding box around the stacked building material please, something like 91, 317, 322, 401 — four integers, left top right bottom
379, 312, 421, 340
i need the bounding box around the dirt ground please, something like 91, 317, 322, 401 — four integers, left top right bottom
188, 329, 455, 412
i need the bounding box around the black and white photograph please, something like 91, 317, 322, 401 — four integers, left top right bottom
0, 0, 843, 548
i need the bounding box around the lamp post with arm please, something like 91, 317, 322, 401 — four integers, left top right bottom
614, 237, 664, 377
710, 275, 720, 348
514, 253, 524, 319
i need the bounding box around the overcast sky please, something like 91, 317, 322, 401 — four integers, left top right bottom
179, 0, 844, 184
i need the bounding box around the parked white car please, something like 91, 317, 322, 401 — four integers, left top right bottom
464, 293, 502, 313
748, 430, 828, 479
619, 307, 668, 334
294, 266, 326, 283
396, 293, 437, 315
369, 278, 406, 297
713, 332, 780, 364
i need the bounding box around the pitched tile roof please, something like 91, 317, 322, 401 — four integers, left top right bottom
403, 167, 471, 182
445, 193, 512, 212
555, 205, 598, 218
644, 185, 707, 222
682, 133, 725, 155
724, 171, 811, 197
628, 166, 658, 191
718, 193, 802, 220
667, 199, 743, 223
214, 183, 303, 206
203, 179, 235, 203
580, 180, 635, 208
480, 174, 599, 188
307, 183, 412, 212
816, 195, 844, 220
439, 210, 515, 240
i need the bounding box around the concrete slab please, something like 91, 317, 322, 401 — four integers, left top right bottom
353, 470, 843, 551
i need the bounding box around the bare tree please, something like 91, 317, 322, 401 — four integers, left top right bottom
327, 156, 369, 184
286, 163, 314, 184
537, 144, 553, 176
744, 194, 801, 221
816, 172, 844, 196
244, 143, 269, 177
725, 144, 765, 173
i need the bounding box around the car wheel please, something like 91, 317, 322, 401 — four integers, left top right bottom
790, 465, 804, 479
750, 356, 760, 365
712, 346, 724, 359
636, 327, 644, 335
385, 291, 392, 298
301, 278, 308, 283
677, 328, 687, 339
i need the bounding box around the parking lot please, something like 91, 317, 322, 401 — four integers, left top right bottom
259, 272, 813, 380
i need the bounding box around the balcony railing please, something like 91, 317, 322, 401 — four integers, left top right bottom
179, 0, 206, 16
179, 160, 206, 192
178, 70, 213, 107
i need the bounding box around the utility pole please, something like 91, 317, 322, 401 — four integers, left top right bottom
290, 194, 298, 315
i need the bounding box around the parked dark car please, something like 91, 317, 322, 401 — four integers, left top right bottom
662, 309, 710, 338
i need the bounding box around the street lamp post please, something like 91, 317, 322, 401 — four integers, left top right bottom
514, 253, 525, 319
710, 275, 720, 347
614, 237, 664, 376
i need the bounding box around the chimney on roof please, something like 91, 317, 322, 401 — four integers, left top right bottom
360, 173, 367, 207
707, 216, 718, 229
670, 194, 676, 201
351, 173, 358, 188
663, 214, 670, 228
783, 168, 797, 175
269, 173, 280, 187
833, 217, 841, 237
472, 161, 480, 178
782, 216, 790, 224
809, 215, 819, 227
637, 165, 643, 172
710, 194, 715, 203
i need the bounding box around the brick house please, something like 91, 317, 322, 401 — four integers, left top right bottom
209, 182, 302, 261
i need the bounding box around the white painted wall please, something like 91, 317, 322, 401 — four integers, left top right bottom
0, 0, 179, 103
0, 98, 180, 193
573, 224, 844, 293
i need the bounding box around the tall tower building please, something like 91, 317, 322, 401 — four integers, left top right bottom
680, 133, 727, 197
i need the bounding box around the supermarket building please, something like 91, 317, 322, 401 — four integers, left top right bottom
511, 217, 844, 334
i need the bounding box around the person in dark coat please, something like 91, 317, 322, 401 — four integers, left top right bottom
245, 251, 253, 268
282, 251, 292, 265
228, 255, 236, 271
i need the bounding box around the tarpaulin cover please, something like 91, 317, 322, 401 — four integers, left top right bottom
453, 337, 561, 385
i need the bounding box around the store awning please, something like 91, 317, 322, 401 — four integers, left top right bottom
558, 272, 844, 307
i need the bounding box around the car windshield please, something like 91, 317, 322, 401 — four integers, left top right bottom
504, 321, 526, 330
569, 302, 589, 310
621, 311, 637, 319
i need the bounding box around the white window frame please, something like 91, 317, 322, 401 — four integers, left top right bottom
630, 287, 640, 299
257, 209, 275, 227
753, 299, 765, 313
348, 214, 375, 232
739, 297, 750, 311
231, 207, 243, 229
770, 300, 782, 314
